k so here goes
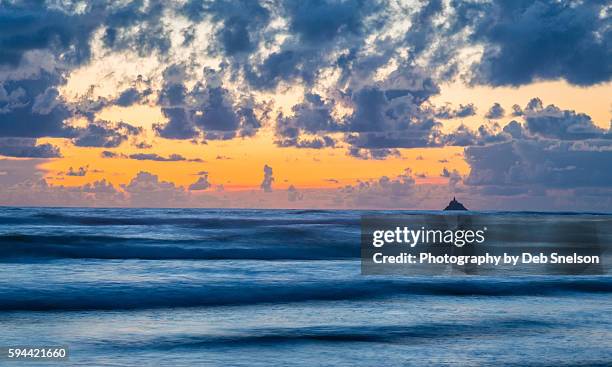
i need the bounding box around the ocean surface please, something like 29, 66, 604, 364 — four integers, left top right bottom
0, 207, 611, 366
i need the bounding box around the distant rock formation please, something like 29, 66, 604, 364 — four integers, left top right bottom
444, 197, 468, 211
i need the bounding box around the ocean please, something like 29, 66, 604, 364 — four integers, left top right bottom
0, 207, 611, 366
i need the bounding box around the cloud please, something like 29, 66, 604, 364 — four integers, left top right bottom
0, 2, 96, 67
182, 0, 271, 55
287, 185, 303, 201
0, 165, 126, 207
277, 136, 336, 149
128, 153, 188, 162
154, 67, 263, 140
0, 0, 609, 211
466, 139, 612, 191
434, 103, 477, 119
440, 123, 511, 147
134, 141, 152, 149
65, 166, 88, 177
522, 98, 610, 140
276, 93, 339, 143
154, 107, 199, 140
464, 1, 611, 86
0, 2, 167, 141
100, 150, 123, 159
0, 137, 61, 158
275, 69, 448, 155
485, 103, 505, 119
287, 0, 368, 44
464, 116, 612, 199
115, 88, 142, 107
0, 158, 45, 187
102, 1, 171, 56
121, 171, 187, 207
438, 98, 612, 202
81, 179, 125, 202
348, 147, 400, 160
260, 164, 274, 192
338, 168, 417, 208
73, 121, 141, 148
1, 0, 608, 151
511, 104, 523, 117
441, 167, 462, 190
100, 151, 203, 162
189, 173, 211, 191
0, 77, 74, 138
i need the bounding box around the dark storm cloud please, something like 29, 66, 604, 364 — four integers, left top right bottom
205, 0, 608, 150
286, 0, 369, 44
275, 93, 340, 147
348, 147, 400, 160
404, 0, 444, 60
485, 103, 505, 119
347, 87, 390, 132
192, 86, 240, 132
511, 104, 523, 117
154, 107, 199, 140
0, 1, 98, 66
522, 98, 610, 140
345, 124, 436, 149
73, 121, 141, 148
434, 103, 477, 119
101, 0, 170, 56
0, 138, 61, 158
334, 79, 443, 155
115, 86, 152, 107
115, 88, 140, 107
155, 67, 263, 140
465, 138, 612, 190
277, 93, 339, 137
0, 73, 75, 138
0, 1, 169, 141
245, 50, 319, 90
440, 123, 511, 147
181, 0, 271, 54
244, 0, 383, 90
275, 75, 477, 156
276, 136, 336, 149
3, 0, 609, 160
463, 0, 611, 86
463, 106, 612, 197
158, 65, 189, 107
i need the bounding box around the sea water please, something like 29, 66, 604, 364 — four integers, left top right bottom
0, 207, 610, 366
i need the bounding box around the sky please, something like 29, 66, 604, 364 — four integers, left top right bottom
0, 0, 610, 210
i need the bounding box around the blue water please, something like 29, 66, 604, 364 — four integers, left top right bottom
0, 208, 610, 366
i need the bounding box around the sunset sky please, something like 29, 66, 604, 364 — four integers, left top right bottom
0, 0, 610, 210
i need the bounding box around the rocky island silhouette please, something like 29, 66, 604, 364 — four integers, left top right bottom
444, 197, 468, 211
